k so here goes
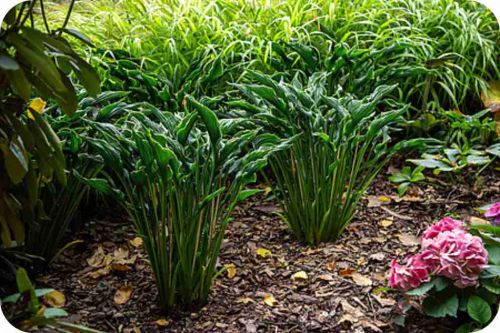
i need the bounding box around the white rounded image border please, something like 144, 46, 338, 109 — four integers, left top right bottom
0, 0, 499, 332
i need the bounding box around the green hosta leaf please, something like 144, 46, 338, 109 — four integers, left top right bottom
0, 54, 20, 70
176, 112, 198, 145
467, 295, 491, 324
237, 189, 263, 202
388, 173, 409, 183
44, 307, 69, 318
397, 182, 410, 196
486, 144, 500, 158
0, 141, 29, 184
59, 28, 95, 47
469, 224, 500, 237
466, 154, 490, 165
6, 69, 31, 100
187, 96, 221, 147
409, 157, 455, 172
422, 291, 458, 318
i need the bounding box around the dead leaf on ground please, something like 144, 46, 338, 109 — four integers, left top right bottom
372, 294, 396, 307
339, 267, 355, 277
114, 285, 133, 305
318, 274, 334, 281
225, 263, 237, 279
155, 318, 170, 327
325, 260, 337, 271
87, 266, 111, 279
378, 217, 393, 228
87, 246, 106, 267
291, 271, 308, 281
237, 297, 255, 304
369, 252, 386, 261
43, 290, 65, 308
470, 216, 490, 225
113, 247, 129, 260
263, 294, 277, 307
351, 272, 373, 286
338, 299, 365, 324
397, 233, 420, 246
256, 248, 272, 258
130, 237, 143, 248
366, 195, 391, 207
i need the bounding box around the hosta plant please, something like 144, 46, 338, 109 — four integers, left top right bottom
388, 217, 500, 332
229, 71, 425, 245
89, 98, 287, 310
388, 166, 425, 197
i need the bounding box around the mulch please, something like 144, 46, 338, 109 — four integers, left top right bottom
28, 166, 500, 332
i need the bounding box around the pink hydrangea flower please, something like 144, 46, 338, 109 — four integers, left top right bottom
421, 217, 463, 245
389, 254, 430, 291
420, 228, 488, 288
485, 202, 500, 226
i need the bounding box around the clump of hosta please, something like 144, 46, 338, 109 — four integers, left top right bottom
388, 217, 500, 330
229, 71, 426, 245
89, 98, 288, 311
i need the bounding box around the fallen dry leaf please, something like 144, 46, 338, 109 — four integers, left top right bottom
236, 297, 255, 304
87, 246, 106, 268
339, 267, 355, 277
130, 237, 143, 248
155, 319, 170, 327
114, 285, 133, 305
369, 252, 386, 261
43, 290, 65, 308
87, 266, 111, 279
112, 263, 131, 272
366, 195, 391, 207
325, 260, 337, 271
225, 263, 237, 279
378, 218, 393, 228
113, 247, 129, 260
318, 274, 334, 281
256, 248, 272, 258
470, 216, 490, 225
339, 299, 365, 324
291, 271, 308, 281
397, 233, 420, 246
263, 294, 277, 307
351, 272, 373, 286
372, 294, 396, 307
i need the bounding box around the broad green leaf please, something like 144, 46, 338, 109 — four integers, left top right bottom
422, 291, 458, 318
467, 295, 491, 324
0, 55, 19, 70
59, 28, 95, 47
406, 281, 434, 296
237, 189, 263, 202
486, 246, 500, 265
44, 308, 69, 318
187, 96, 221, 147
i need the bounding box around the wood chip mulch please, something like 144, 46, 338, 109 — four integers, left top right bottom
32, 167, 499, 333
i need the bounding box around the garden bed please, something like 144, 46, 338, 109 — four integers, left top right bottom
37, 168, 500, 332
